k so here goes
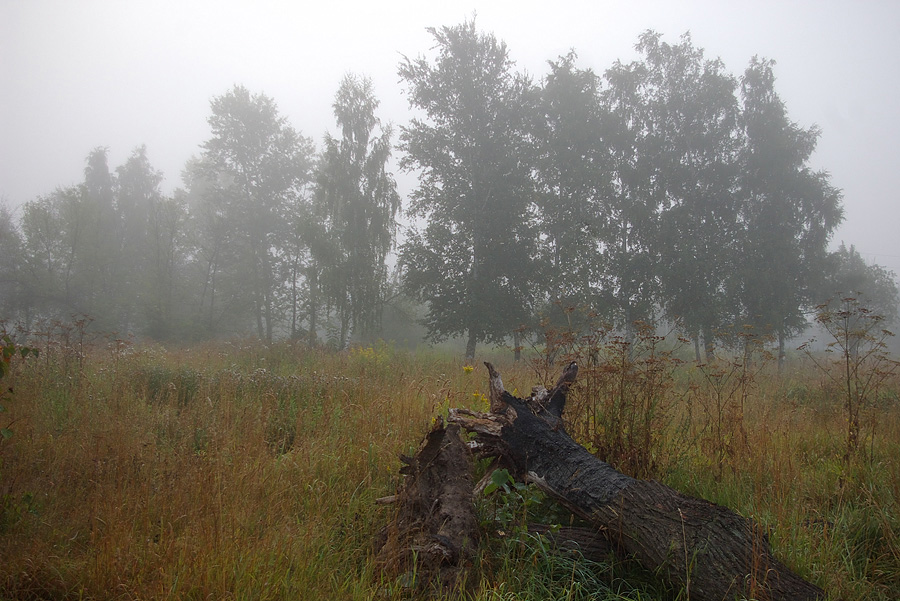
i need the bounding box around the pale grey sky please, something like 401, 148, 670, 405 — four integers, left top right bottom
2, 0, 898, 273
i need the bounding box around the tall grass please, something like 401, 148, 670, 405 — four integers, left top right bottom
0, 330, 898, 600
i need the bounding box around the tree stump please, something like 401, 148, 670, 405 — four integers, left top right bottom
374, 418, 477, 592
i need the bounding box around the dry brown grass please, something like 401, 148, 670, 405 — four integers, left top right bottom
0, 336, 898, 600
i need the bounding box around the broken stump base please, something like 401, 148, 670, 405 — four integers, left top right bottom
374, 419, 477, 592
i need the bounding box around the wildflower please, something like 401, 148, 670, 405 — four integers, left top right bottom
463, 365, 474, 374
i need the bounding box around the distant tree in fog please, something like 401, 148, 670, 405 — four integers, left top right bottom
315, 74, 400, 347
197, 85, 315, 342
0, 203, 24, 321
633, 32, 744, 362
1, 28, 863, 354
736, 57, 843, 364
399, 19, 538, 360
821, 243, 899, 325
80, 148, 125, 330
532, 52, 611, 324
18, 185, 87, 321
114, 145, 164, 333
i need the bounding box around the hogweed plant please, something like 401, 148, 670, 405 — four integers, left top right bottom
800, 297, 900, 461
691, 328, 775, 481
525, 311, 688, 479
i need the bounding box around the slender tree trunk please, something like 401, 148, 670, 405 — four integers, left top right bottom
465, 329, 477, 361
702, 323, 715, 363
263, 255, 274, 343
290, 258, 298, 338
778, 331, 786, 373
307, 265, 319, 344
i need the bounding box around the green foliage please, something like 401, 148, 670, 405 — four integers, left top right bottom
194, 84, 316, 342
398, 18, 539, 359
0, 332, 39, 440
823, 244, 900, 327
533, 52, 610, 310
481, 532, 661, 601
316, 74, 400, 346
737, 57, 843, 362
479, 469, 554, 530
637, 32, 744, 360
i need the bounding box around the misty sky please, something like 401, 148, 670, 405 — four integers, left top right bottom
2, 0, 898, 274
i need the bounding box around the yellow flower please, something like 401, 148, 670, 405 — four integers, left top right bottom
463, 365, 474, 374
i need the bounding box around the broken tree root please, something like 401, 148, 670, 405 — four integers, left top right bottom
374, 418, 477, 592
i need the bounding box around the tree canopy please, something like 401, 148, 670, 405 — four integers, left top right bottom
398, 19, 539, 359
2, 24, 893, 357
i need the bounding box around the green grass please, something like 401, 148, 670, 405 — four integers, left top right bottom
0, 337, 897, 600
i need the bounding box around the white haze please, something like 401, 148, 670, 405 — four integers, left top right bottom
1, 0, 898, 274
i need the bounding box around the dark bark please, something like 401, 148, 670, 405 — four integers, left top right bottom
527, 524, 616, 564
448, 362, 825, 601
374, 419, 477, 592
465, 329, 477, 361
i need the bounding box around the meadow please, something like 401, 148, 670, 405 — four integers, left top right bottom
1, 324, 898, 600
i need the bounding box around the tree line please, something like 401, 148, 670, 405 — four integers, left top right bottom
1, 21, 896, 360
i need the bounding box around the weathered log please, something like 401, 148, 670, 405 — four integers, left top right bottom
448, 362, 825, 601
527, 524, 616, 564
374, 418, 477, 592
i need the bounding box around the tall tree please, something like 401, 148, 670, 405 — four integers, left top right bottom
181, 156, 243, 337
143, 192, 187, 340
18, 186, 88, 319
316, 74, 400, 346
636, 32, 744, 361
80, 147, 123, 330
199, 85, 314, 342
737, 57, 843, 364
114, 145, 165, 333
600, 51, 662, 335
532, 52, 610, 318
399, 19, 538, 359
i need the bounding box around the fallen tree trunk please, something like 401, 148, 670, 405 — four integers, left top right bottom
448, 362, 825, 601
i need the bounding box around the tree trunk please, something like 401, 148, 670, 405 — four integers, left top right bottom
465, 329, 477, 361
448, 362, 826, 601
778, 330, 786, 373
702, 322, 715, 363
307, 264, 319, 344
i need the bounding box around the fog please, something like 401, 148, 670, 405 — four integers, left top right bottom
2, 0, 899, 356
2, 1, 899, 271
